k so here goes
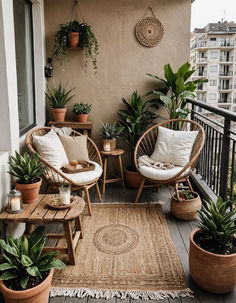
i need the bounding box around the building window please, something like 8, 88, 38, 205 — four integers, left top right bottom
209, 93, 217, 100
13, 0, 35, 136
209, 65, 218, 73
210, 80, 217, 86
210, 51, 218, 59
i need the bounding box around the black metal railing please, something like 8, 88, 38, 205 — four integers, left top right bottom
188, 98, 236, 202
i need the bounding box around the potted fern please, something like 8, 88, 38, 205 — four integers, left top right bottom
98, 121, 124, 151
72, 102, 92, 122
8, 152, 45, 204
0, 226, 65, 303
189, 198, 236, 293
46, 82, 75, 122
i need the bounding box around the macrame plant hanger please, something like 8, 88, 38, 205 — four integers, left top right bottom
71, 0, 85, 23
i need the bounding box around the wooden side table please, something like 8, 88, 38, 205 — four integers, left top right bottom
48, 121, 93, 137
100, 149, 125, 194
0, 194, 85, 265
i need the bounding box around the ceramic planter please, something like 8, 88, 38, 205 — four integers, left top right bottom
68, 32, 80, 47
76, 114, 88, 122
189, 228, 236, 293
15, 178, 42, 204
171, 191, 201, 221
124, 168, 143, 189
0, 269, 54, 303
103, 139, 116, 151
51, 108, 67, 122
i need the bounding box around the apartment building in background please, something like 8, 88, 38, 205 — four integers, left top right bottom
190, 21, 236, 112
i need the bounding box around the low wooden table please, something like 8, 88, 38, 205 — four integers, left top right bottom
48, 121, 93, 137
0, 194, 85, 265
100, 149, 125, 194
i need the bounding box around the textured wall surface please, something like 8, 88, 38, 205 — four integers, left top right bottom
45, 0, 191, 141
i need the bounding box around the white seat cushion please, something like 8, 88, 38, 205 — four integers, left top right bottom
139, 164, 190, 181
59, 161, 102, 185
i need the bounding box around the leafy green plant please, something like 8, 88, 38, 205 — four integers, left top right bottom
68, 20, 81, 32
146, 62, 208, 119
179, 190, 196, 200
197, 198, 236, 247
72, 102, 92, 114
98, 121, 124, 139
0, 226, 65, 290
118, 91, 158, 166
8, 152, 45, 184
46, 82, 75, 109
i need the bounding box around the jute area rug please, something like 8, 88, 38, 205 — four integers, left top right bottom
51, 203, 193, 300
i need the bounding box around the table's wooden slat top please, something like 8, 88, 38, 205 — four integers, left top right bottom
0, 195, 85, 223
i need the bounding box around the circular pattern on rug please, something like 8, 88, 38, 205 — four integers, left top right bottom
93, 224, 139, 255
136, 16, 164, 47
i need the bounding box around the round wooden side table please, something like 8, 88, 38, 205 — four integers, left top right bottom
100, 149, 125, 194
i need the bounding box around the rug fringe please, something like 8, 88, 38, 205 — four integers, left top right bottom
50, 287, 194, 300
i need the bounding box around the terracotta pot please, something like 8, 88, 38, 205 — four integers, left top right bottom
15, 178, 42, 204
124, 168, 143, 189
189, 228, 236, 294
76, 114, 88, 122
0, 269, 54, 303
51, 108, 67, 122
171, 191, 201, 221
103, 139, 116, 151
68, 32, 80, 48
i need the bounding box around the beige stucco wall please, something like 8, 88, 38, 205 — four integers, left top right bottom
44, 0, 191, 143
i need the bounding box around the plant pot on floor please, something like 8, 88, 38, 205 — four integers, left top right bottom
171, 191, 201, 221
68, 32, 80, 47
0, 269, 54, 303
189, 228, 236, 294
103, 139, 116, 151
15, 177, 42, 204
76, 114, 88, 122
51, 108, 67, 122
124, 168, 143, 189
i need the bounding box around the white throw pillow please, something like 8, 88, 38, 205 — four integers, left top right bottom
33, 129, 69, 169
151, 126, 198, 167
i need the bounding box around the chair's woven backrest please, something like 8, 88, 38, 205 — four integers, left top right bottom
134, 119, 205, 172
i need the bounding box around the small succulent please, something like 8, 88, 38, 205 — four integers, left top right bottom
0, 226, 65, 290
72, 102, 92, 114
197, 197, 236, 246
46, 82, 75, 108
98, 121, 124, 139
8, 152, 45, 184
179, 190, 196, 200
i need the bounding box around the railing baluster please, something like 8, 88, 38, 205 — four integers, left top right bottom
230, 141, 235, 202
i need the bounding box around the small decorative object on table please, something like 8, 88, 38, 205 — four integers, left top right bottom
47, 195, 80, 210
98, 121, 123, 152
6, 189, 23, 214
59, 185, 71, 205
72, 102, 92, 122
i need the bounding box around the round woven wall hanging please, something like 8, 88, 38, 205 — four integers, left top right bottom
136, 7, 164, 47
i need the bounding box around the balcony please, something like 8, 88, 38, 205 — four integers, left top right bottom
218, 84, 232, 90
193, 71, 207, 77
218, 97, 232, 103
192, 40, 235, 49
196, 84, 207, 91
196, 57, 208, 64
220, 56, 234, 63
219, 71, 233, 77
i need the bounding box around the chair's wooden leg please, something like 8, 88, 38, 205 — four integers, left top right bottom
96, 181, 102, 203
75, 216, 83, 239
102, 156, 107, 194
186, 177, 194, 191
63, 221, 76, 265
135, 178, 145, 203
81, 189, 85, 200
118, 155, 125, 192
85, 187, 92, 216
175, 182, 181, 201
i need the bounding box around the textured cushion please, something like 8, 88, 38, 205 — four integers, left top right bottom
151, 126, 198, 167
59, 135, 89, 162
59, 161, 102, 185
139, 164, 190, 181
33, 129, 68, 169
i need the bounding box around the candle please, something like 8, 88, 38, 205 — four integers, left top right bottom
11, 197, 21, 211
61, 193, 70, 205
104, 142, 110, 152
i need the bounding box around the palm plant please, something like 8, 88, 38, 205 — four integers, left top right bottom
146, 62, 208, 119
197, 197, 236, 248
8, 152, 45, 184
46, 82, 75, 108
98, 122, 124, 140
118, 91, 158, 166
0, 226, 65, 290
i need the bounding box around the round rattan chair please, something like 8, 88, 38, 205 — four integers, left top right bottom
134, 119, 205, 203
26, 127, 103, 215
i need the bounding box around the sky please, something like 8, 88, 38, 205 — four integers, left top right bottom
191, 0, 236, 31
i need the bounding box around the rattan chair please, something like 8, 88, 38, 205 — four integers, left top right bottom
26, 127, 103, 215
134, 119, 205, 203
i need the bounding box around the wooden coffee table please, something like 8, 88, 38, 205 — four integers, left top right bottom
0, 194, 85, 265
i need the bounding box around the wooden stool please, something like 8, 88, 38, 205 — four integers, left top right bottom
100, 149, 125, 194
0, 194, 85, 265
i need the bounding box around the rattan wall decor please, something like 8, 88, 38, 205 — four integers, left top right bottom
136, 7, 164, 47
